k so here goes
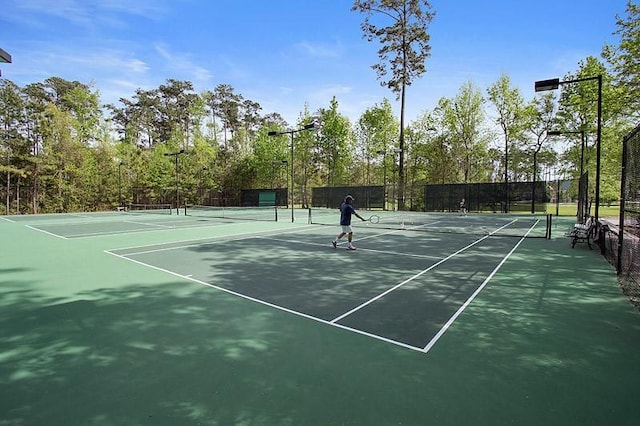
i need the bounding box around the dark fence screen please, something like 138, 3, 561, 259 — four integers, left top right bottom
312, 186, 384, 209
616, 124, 640, 308
240, 188, 288, 207
424, 181, 549, 213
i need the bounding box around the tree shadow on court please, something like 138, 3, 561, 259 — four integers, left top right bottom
3, 225, 640, 425
0, 273, 462, 426
426, 235, 640, 425
186, 235, 437, 322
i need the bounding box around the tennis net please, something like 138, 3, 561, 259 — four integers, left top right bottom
127, 203, 173, 214
184, 205, 278, 222
308, 208, 551, 238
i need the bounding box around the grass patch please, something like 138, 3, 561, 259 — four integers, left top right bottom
545, 203, 620, 218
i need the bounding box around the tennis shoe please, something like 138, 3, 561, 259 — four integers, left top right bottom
347, 245, 357, 250
332, 240, 337, 248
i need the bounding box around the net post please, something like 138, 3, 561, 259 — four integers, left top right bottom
555, 179, 560, 216
546, 214, 552, 239
274, 206, 278, 222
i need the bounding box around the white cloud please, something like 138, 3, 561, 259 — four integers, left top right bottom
154, 43, 213, 84
3, 0, 167, 29
293, 40, 344, 58
62, 52, 150, 75
308, 84, 353, 104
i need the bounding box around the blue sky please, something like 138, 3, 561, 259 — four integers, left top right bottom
0, 0, 628, 126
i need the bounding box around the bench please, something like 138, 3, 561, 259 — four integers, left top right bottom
566, 217, 594, 249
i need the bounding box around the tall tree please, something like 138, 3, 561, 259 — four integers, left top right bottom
406, 110, 437, 186
404, 115, 437, 209
62, 84, 101, 146
211, 83, 243, 149
107, 88, 161, 149
157, 79, 202, 149
0, 80, 26, 214
354, 98, 398, 185
603, 0, 640, 120
316, 97, 354, 188
430, 98, 458, 184
22, 82, 51, 213
520, 94, 556, 213
40, 103, 87, 212
487, 74, 527, 211
352, 0, 435, 209
446, 81, 490, 183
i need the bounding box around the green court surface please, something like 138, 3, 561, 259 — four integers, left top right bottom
1, 210, 639, 425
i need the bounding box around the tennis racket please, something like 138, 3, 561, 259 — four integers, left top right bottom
367, 214, 380, 224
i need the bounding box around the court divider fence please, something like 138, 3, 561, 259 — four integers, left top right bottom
598, 123, 640, 310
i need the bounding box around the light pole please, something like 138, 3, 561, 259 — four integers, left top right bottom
118, 161, 128, 209
268, 123, 318, 222
535, 75, 602, 220
164, 149, 186, 215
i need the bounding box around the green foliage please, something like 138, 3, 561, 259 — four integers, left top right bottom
604, 1, 640, 119
317, 97, 354, 187
351, 0, 435, 95
354, 98, 399, 185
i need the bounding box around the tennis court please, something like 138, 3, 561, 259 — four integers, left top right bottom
2, 209, 639, 425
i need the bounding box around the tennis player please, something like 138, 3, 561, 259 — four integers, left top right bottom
332, 195, 365, 250
459, 198, 467, 215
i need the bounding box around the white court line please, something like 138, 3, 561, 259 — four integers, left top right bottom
422, 219, 539, 353
108, 225, 326, 256
67, 221, 240, 239
1, 216, 15, 223
330, 235, 491, 323
68, 213, 96, 219
25, 225, 70, 239
40, 216, 288, 239
104, 249, 426, 353
256, 236, 442, 260
330, 219, 521, 324
116, 236, 268, 256
359, 220, 442, 240
19, 216, 127, 226
122, 220, 176, 228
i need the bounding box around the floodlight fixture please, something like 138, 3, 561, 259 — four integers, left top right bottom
267, 122, 318, 222
0, 48, 11, 63
534, 78, 560, 92
0, 47, 11, 77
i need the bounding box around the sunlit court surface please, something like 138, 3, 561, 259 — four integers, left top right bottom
2, 208, 639, 425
